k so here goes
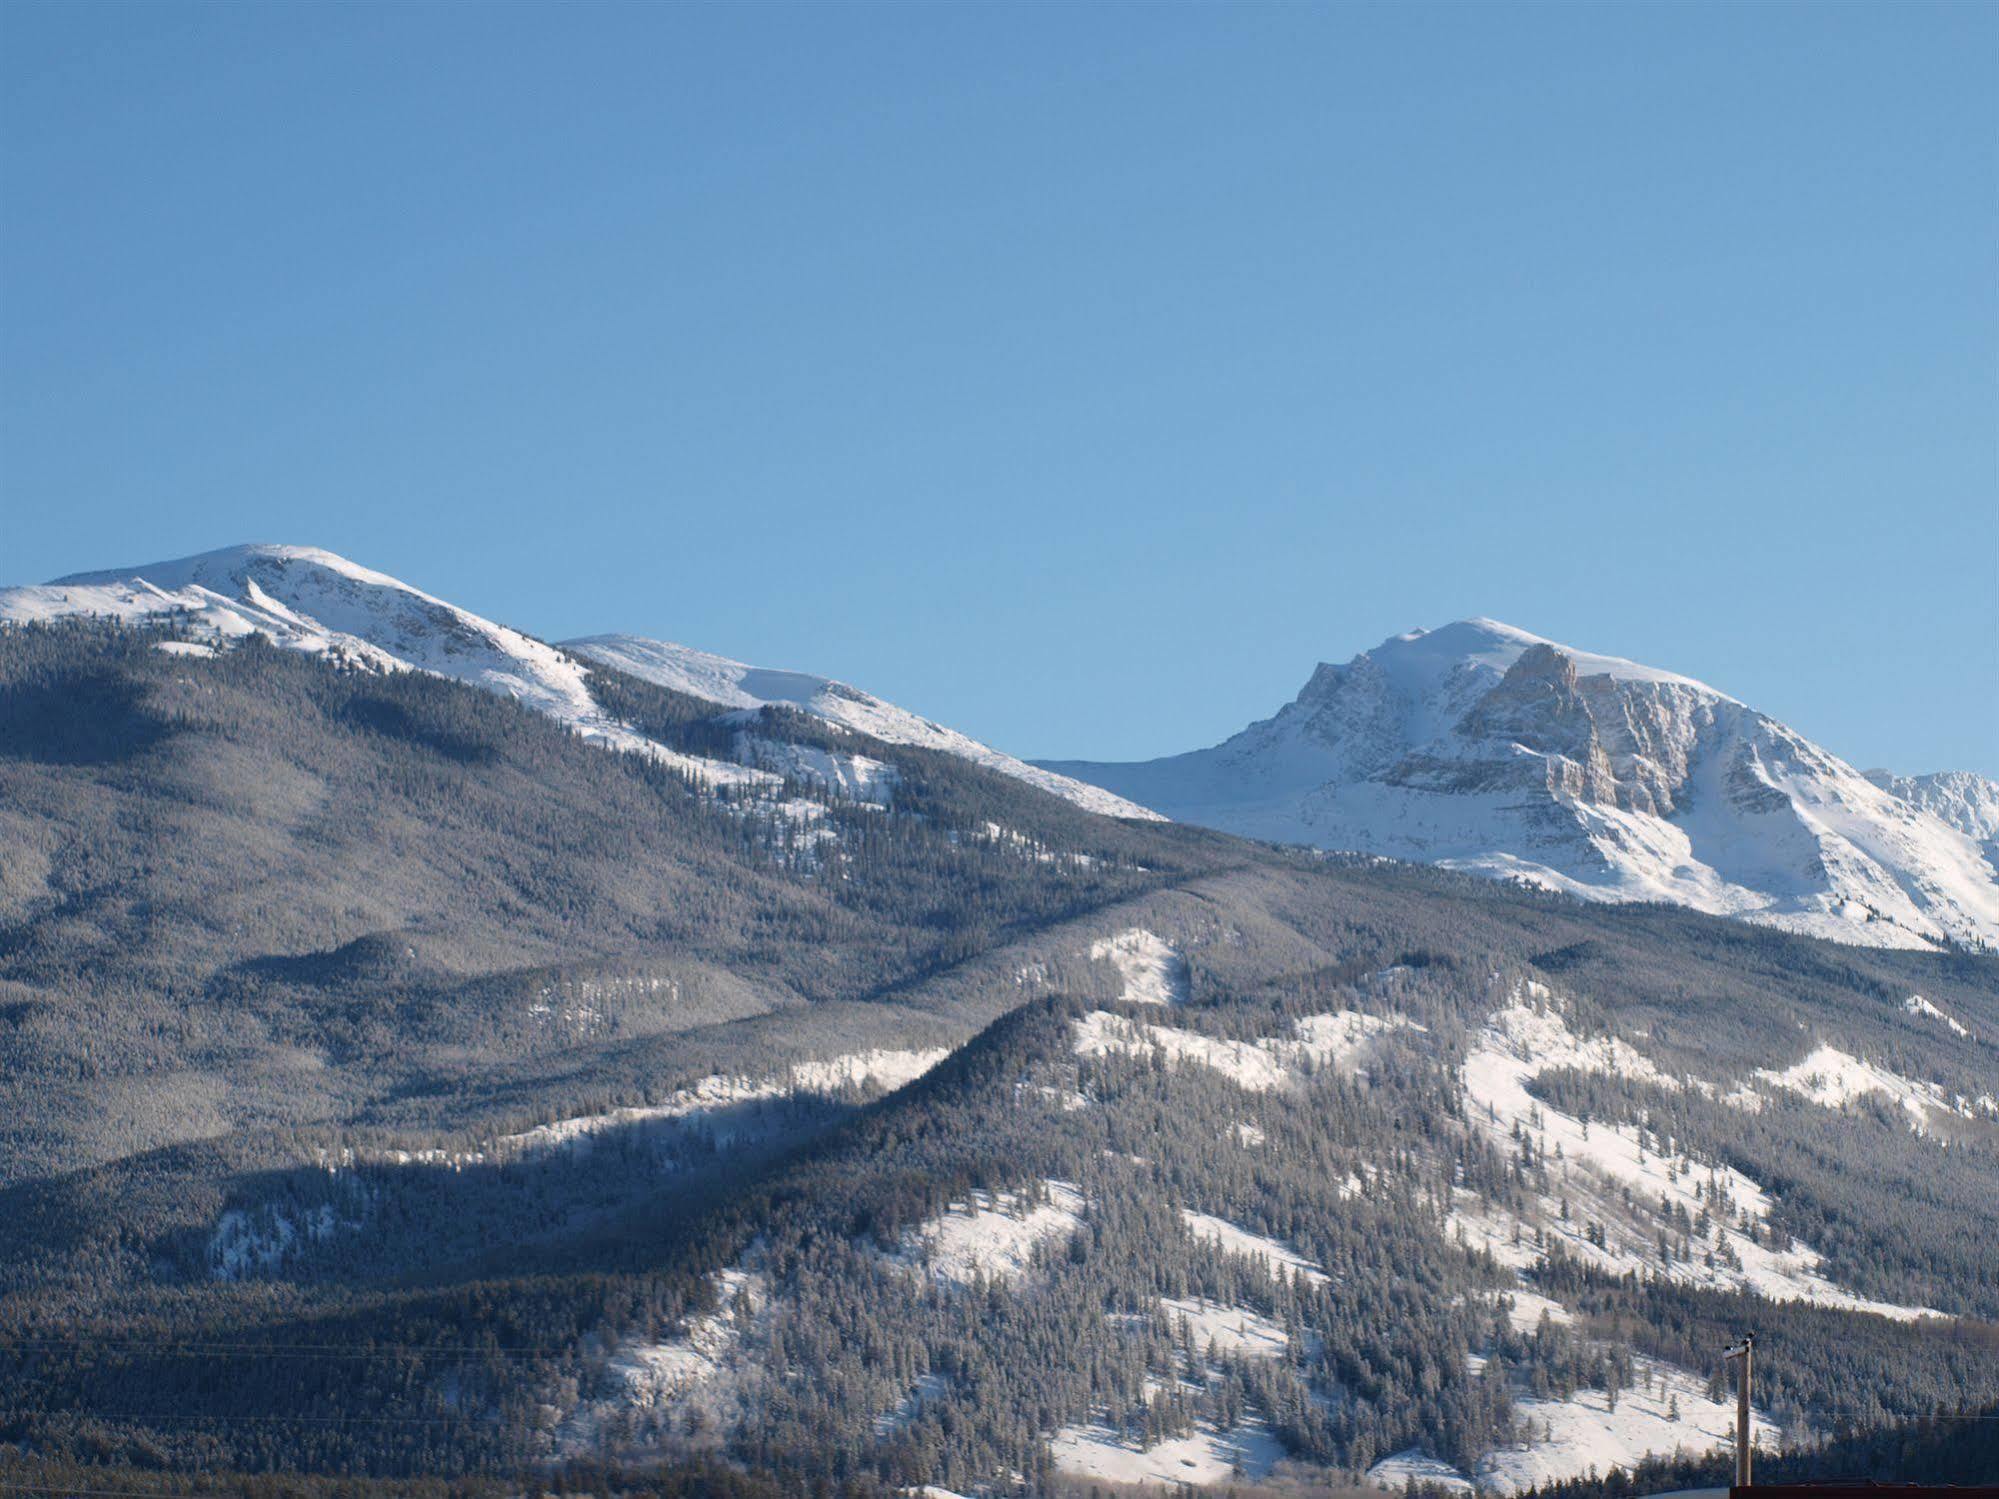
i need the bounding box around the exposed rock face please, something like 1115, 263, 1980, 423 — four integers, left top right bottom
1041, 620, 1999, 952
1867, 769, 1999, 866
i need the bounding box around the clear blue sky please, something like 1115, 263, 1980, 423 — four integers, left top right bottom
4, 1, 1994, 775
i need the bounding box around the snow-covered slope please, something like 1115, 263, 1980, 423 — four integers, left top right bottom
1041, 619, 1999, 952
1, 543, 664, 747
565, 633, 1161, 821
1866, 769, 1999, 867
1, 546, 1157, 819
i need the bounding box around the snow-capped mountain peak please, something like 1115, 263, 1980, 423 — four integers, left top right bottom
12, 542, 634, 748
1, 545, 1161, 821
1365, 617, 1729, 699
1041, 620, 1999, 952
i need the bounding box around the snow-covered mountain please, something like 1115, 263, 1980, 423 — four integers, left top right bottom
1865, 768, 1999, 868
0, 543, 1158, 818
9, 550, 1989, 948
1040, 619, 1999, 952
2, 543, 664, 752
565, 634, 1160, 821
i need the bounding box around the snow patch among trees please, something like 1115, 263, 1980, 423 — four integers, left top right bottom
1087, 927, 1188, 1005
1372, 1355, 1777, 1496
1073, 1008, 1419, 1093
1046, 1415, 1284, 1487
1492, 1288, 1573, 1334
209, 1201, 360, 1279
734, 734, 899, 806
1751, 1043, 1982, 1136
1159, 1297, 1294, 1361
499, 1048, 949, 1155
890, 1180, 1087, 1288
1904, 994, 1971, 1038
1368, 1447, 1477, 1493
972, 823, 1097, 869
1452, 985, 1945, 1321
1180, 1209, 1330, 1286
556, 1266, 767, 1458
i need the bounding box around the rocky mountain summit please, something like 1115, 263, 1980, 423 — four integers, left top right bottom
1865, 768, 1999, 867
1042, 619, 1999, 952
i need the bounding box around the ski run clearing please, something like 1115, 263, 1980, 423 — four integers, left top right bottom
1087, 927, 1189, 1005
1072, 1007, 1420, 1093
1452, 983, 1945, 1321
891, 1180, 1087, 1288
1368, 1352, 1779, 1496
1180, 1209, 1330, 1286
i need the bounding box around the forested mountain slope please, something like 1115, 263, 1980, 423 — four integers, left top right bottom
0, 619, 1221, 1188
565, 632, 1160, 821
0, 543, 1153, 819
2, 618, 1997, 1494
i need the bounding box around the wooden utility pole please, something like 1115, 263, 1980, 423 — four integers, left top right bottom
1723, 1334, 1754, 1488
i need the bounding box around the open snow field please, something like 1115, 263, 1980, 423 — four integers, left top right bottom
1088, 928, 1189, 1005
891, 1180, 1087, 1287
1750, 1042, 1988, 1136
1369, 1354, 1778, 1496
1047, 1416, 1285, 1487
1073, 1007, 1419, 1092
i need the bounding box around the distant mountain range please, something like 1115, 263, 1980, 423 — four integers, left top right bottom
4, 544, 1993, 951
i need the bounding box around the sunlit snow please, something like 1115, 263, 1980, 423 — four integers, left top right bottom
1087, 927, 1188, 1005
1180, 1209, 1330, 1285
1904, 994, 1971, 1039
1751, 1043, 1978, 1136
1452, 985, 1944, 1320
500, 1048, 948, 1154
892, 1180, 1087, 1288
1073, 1007, 1419, 1092
1047, 1416, 1284, 1487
